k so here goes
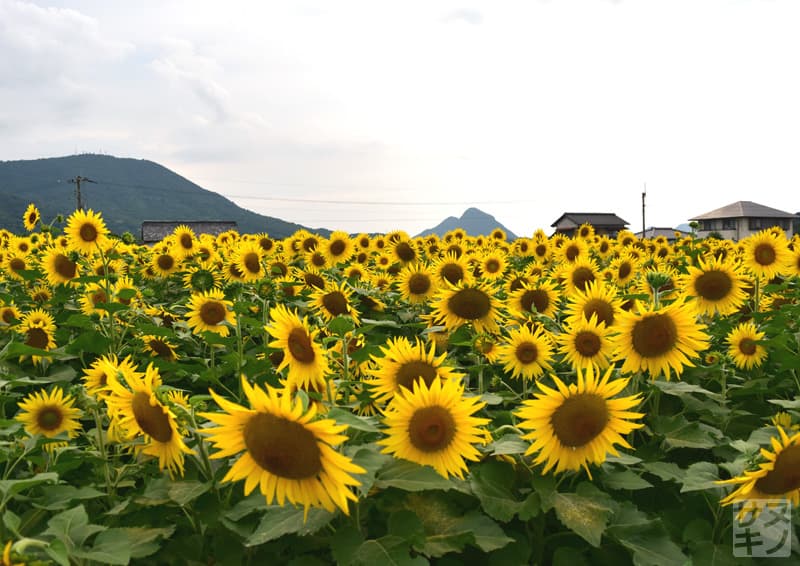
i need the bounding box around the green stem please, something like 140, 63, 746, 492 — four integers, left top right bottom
93, 408, 115, 501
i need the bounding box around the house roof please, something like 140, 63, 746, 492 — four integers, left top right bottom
690, 201, 796, 221
635, 227, 692, 239
551, 212, 629, 228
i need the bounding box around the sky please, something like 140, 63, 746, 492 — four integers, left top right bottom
1, 0, 799, 238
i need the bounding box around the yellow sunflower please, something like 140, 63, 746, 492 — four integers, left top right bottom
497, 324, 555, 382
718, 426, 800, 513
741, 229, 793, 280
609, 253, 639, 287
232, 241, 266, 282
150, 247, 180, 278
397, 262, 438, 304
201, 378, 365, 517
391, 237, 419, 265
613, 299, 710, 380
379, 376, 488, 478
172, 225, 197, 259
15, 387, 82, 442
557, 314, 614, 372
79, 282, 110, 318
515, 365, 644, 477
0, 304, 21, 329
321, 231, 355, 265
39, 247, 80, 287
557, 237, 589, 264
17, 309, 57, 365
82, 354, 141, 399
558, 258, 600, 295
105, 363, 192, 478
23, 203, 40, 231
679, 256, 749, 317
726, 321, 768, 370
141, 335, 179, 362
265, 304, 330, 390
309, 281, 360, 326
563, 280, 625, 328
2, 252, 30, 281
64, 209, 110, 255
429, 281, 503, 334
477, 250, 508, 281
367, 336, 464, 406
507, 280, 560, 322
186, 289, 236, 337
431, 252, 473, 287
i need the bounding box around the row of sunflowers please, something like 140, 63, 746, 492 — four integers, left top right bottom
0, 204, 798, 564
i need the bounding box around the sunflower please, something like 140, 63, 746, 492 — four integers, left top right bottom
0, 304, 21, 328
507, 280, 559, 322
563, 280, 625, 328
321, 231, 355, 265
82, 354, 141, 399
64, 208, 110, 255
679, 256, 749, 317
39, 247, 80, 287
201, 377, 364, 517
391, 237, 418, 265
105, 363, 192, 478
28, 284, 52, 304
113, 275, 140, 307
557, 314, 614, 372
141, 335, 179, 362
186, 288, 236, 337
172, 225, 197, 259
477, 250, 508, 281
2, 252, 29, 281
23, 203, 40, 231
15, 387, 82, 443
150, 247, 180, 278
305, 249, 329, 271
79, 283, 110, 318
379, 377, 488, 479
265, 304, 330, 390
557, 238, 589, 264
429, 281, 503, 334
232, 241, 266, 282
613, 299, 710, 380
718, 426, 800, 513
726, 321, 768, 370
294, 267, 327, 291
497, 324, 555, 382
91, 256, 124, 278
559, 258, 600, 295
367, 336, 464, 406
397, 262, 438, 304
609, 254, 639, 287
309, 281, 360, 326
515, 365, 644, 477
431, 252, 473, 287
741, 229, 793, 280
17, 309, 57, 364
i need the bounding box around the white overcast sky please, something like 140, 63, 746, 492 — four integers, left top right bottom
2, 0, 799, 237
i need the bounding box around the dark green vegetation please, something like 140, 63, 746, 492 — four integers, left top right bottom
0, 154, 329, 239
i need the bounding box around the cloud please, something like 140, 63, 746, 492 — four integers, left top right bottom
440, 8, 483, 25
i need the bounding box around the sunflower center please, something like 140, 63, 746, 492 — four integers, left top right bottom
157, 254, 175, 271
54, 254, 77, 279
79, 223, 98, 242
582, 299, 614, 326
485, 259, 501, 274
631, 313, 678, 358
395, 361, 438, 391
287, 328, 315, 363
440, 263, 464, 285
330, 240, 346, 256
515, 289, 545, 314
574, 331, 602, 357
36, 406, 63, 431
302, 237, 318, 252
754, 243, 777, 266
551, 393, 609, 447
571, 267, 595, 291
311, 252, 326, 267
322, 291, 349, 316
395, 242, 416, 262
515, 342, 539, 364
25, 327, 49, 349
565, 245, 580, 261
149, 338, 174, 359
91, 290, 108, 305
754, 445, 800, 495
535, 244, 548, 257
303, 272, 325, 289
618, 262, 632, 280
2, 309, 15, 323
738, 338, 758, 356
695, 270, 732, 301
10, 258, 25, 272
199, 300, 226, 325
408, 405, 456, 453
28, 212, 37, 224
447, 288, 491, 320
243, 252, 261, 274
408, 273, 431, 295
180, 234, 193, 249
131, 392, 173, 442
271, 262, 289, 277
244, 412, 322, 479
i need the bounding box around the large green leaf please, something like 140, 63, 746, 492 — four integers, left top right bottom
374, 459, 468, 493
469, 460, 522, 522
71, 529, 131, 565
351, 536, 428, 566
608, 504, 688, 566
552, 491, 614, 547
651, 414, 724, 449
601, 469, 653, 491
679, 462, 720, 493
245, 506, 335, 547
0, 472, 58, 497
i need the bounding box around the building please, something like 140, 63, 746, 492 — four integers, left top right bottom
635, 227, 692, 242
550, 212, 628, 237
141, 220, 238, 245
689, 201, 796, 241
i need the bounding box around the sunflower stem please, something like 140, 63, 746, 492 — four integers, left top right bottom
92, 408, 115, 501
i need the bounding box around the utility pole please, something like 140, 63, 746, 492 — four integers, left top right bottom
68, 176, 96, 211
641, 183, 647, 237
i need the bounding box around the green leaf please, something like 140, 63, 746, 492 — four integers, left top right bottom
45, 538, 70, 566
328, 315, 356, 336
608, 504, 688, 566
487, 434, 529, 456
469, 460, 521, 522
651, 380, 722, 400
33, 485, 105, 510
43, 504, 105, 547
651, 415, 724, 449
640, 462, 685, 483
224, 492, 267, 522
375, 459, 468, 493
351, 536, 428, 566
72, 528, 131, 565
461, 512, 514, 552
552, 547, 590, 566
348, 445, 392, 496
680, 462, 720, 493
168, 480, 211, 506
0, 472, 58, 497
768, 397, 800, 409
601, 469, 653, 491
3, 509, 20, 533
480, 392, 504, 405
421, 512, 512, 557
330, 524, 366, 566
388, 510, 425, 546
116, 526, 175, 559
65, 331, 111, 355
245, 506, 335, 547
552, 491, 614, 547
689, 542, 746, 566
327, 407, 380, 433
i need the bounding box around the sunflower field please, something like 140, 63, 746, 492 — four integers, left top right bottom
1, 205, 799, 565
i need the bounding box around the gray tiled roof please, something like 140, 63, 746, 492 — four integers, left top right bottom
690, 201, 796, 220
551, 212, 629, 228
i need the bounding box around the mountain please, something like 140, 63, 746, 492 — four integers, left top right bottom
0, 154, 330, 239
416, 207, 517, 239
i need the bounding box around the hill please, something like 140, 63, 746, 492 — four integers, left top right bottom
416, 207, 517, 239
0, 154, 330, 239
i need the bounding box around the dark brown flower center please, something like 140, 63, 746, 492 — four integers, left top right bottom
535, 244, 548, 257
54, 254, 77, 279
91, 290, 108, 306
571, 267, 595, 292
395, 242, 416, 263
447, 288, 491, 320
271, 261, 289, 277
695, 270, 733, 301
631, 313, 678, 358
395, 360, 438, 391
9, 258, 25, 272
329, 239, 346, 256
565, 244, 580, 261
302, 237, 318, 252
131, 391, 173, 442
408, 273, 431, 295
37, 406, 63, 431
409, 405, 456, 453
149, 338, 175, 360
440, 263, 464, 285
303, 272, 325, 289
310, 252, 326, 267
25, 327, 49, 349
199, 300, 226, 325
79, 223, 98, 242
582, 299, 615, 326
519, 289, 549, 314
618, 262, 632, 280
754, 243, 777, 266
2, 309, 16, 323
754, 444, 800, 495
180, 234, 193, 249
244, 412, 321, 479
738, 338, 758, 356
574, 331, 602, 357
515, 342, 539, 364
287, 327, 315, 363
243, 252, 261, 274
322, 291, 349, 316
157, 254, 175, 271
485, 259, 501, 274
551, 393, 609, 447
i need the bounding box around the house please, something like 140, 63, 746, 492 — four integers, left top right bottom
551, 213, 628, 238
635, 227, 692, 242
141, 220, 238, 245
689, 201, 796, 241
